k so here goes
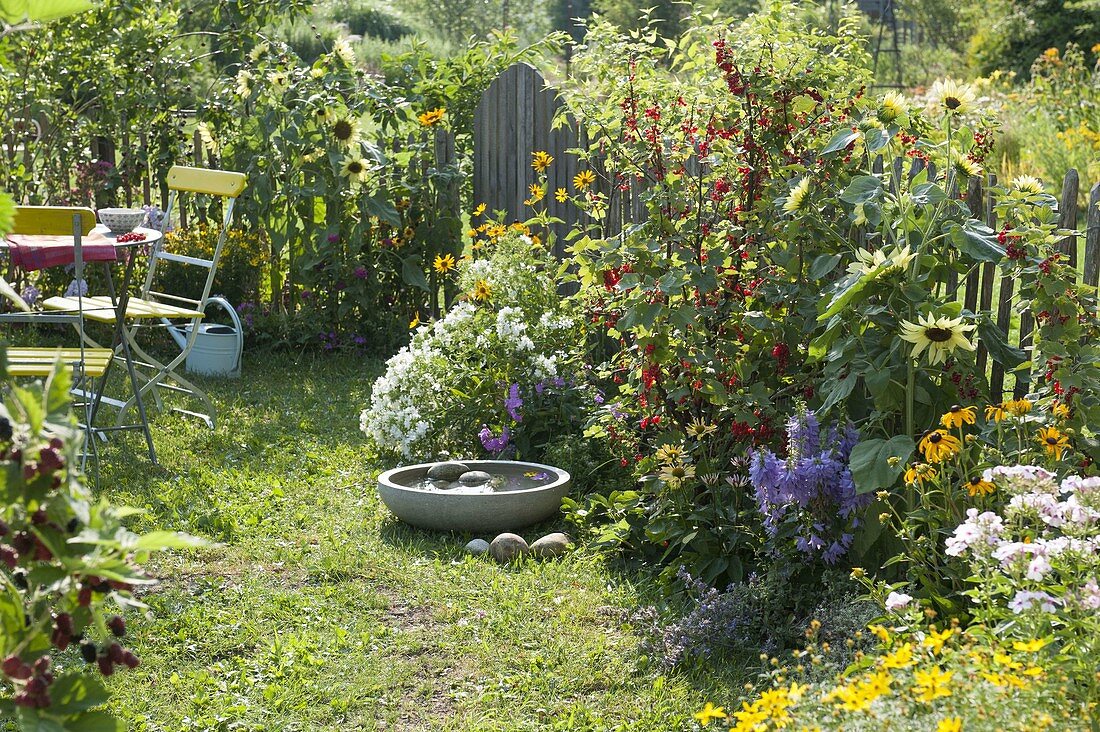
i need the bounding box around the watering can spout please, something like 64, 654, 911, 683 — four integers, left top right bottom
166, 322, 188, 350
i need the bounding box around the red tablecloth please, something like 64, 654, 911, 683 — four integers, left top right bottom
5, 231, 118, 271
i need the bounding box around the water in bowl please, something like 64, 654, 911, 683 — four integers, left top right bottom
406, 469, 554, 495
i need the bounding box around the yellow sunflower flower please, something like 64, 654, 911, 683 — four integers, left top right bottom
472, 203, 487, 217
899, 313, 976, 365
1037, 426, 1069, 460
941, 405, 977, 429
526, 183, 545, 203
919, 430, 962, 463
783, 176, 811, 213
331, 116, 359, 148
555, 187, 569, 203
929, 78, 977, 114
573, 170, 596, 190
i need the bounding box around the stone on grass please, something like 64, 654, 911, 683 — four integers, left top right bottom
465, 538, 490, 555
458, 470, 493, 486
489, 533, 529, 562
530, 532, 572, 558
426, 462, 470, 481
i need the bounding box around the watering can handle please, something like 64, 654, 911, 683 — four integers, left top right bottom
202, 296, 244, 374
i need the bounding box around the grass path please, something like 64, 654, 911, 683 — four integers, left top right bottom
94, 351, 735, 731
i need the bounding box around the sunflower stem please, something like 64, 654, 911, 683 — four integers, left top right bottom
906, 361, 915, 511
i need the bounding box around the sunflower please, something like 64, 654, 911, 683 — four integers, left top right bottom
782, 176, 811, 213
235, 69, 254, 98
941, 405, 977, 430
658, 461, 696, 487
904, 463, 937, 486
333, 37, 356, 66
899, 313, 976, 365
267, 70, 290, 92
654, 444, 685, 465
1037, 426, 1069, 460
985, 403, 1006, 422
471, 279, 492, 302
313, 106, 331, 122
878, 91, 908, 123
418, 107, 446, 127
1006, 398, 1032, 417
965, 475, 995, 497
929, 79, 977, 114
1011, 175, 1044, 194
847, 244, 916, 277
472, 203, 486, 217
953, 155, 983, 179
432, 253, 456, 274
555, 187, 569, 203
919, 430, 962, 463
331, 116, 359, 148
531, 151, 554, 172
686, 418, 717, 438
340, 155, 370, 185
573, 170, 596, 190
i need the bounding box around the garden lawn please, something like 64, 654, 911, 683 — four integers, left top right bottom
94, 350, 739, 731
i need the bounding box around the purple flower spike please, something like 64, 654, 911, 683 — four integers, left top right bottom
479, 426, 510, 453
504, 383, 523, 422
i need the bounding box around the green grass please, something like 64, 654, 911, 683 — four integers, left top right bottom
90, 350, 744, 731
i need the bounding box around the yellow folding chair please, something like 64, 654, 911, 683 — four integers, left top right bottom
43, 166, 247, 429
0, 206, 116, 462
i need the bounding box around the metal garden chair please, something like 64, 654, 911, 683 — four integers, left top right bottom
43, 166, 247, 429
1, 206, 116, 465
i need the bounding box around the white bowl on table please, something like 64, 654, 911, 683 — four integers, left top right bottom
97, 208, 147, 234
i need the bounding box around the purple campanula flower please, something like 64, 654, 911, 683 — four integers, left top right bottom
504, 383, 523, 422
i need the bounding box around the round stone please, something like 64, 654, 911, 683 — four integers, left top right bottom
458, 470, 493, 486
426, 462, 470, 481
488, 533, 529, 563
530, 532, 573, 558
465, 539, 490, 556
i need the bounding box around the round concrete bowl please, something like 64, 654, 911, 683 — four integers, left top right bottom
376, 460, 571, 533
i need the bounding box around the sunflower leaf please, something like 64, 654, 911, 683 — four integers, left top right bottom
978, 319, 1026, 367
850, 436, 915, 494
947, 220, 1005, 263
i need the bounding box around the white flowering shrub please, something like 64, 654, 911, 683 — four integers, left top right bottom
361, 233, 593, 460
941, 465, 1100, 692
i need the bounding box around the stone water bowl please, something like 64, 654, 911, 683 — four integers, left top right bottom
376, 460, 571, 533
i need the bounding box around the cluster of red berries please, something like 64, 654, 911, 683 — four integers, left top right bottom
115, 231, 147, 243
2, 655, 54, 708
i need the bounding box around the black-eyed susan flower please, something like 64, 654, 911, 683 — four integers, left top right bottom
941, 405, 977, 430
1051, 401, 1070, 419
904, 463, 937, 486
1006, 398, 1032, 417
531, 151, 554, 172
899, 313, 976, 365
1037, 426, 1069, 459
929, 78, 976, 114
966, 475, 995, 497
573, 169, 596, 190
432, 253, 456, 274
985, 403, 1006, 422
418, 107, 445, 127
471, 279, 492, 302
919, 430, 962, 463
